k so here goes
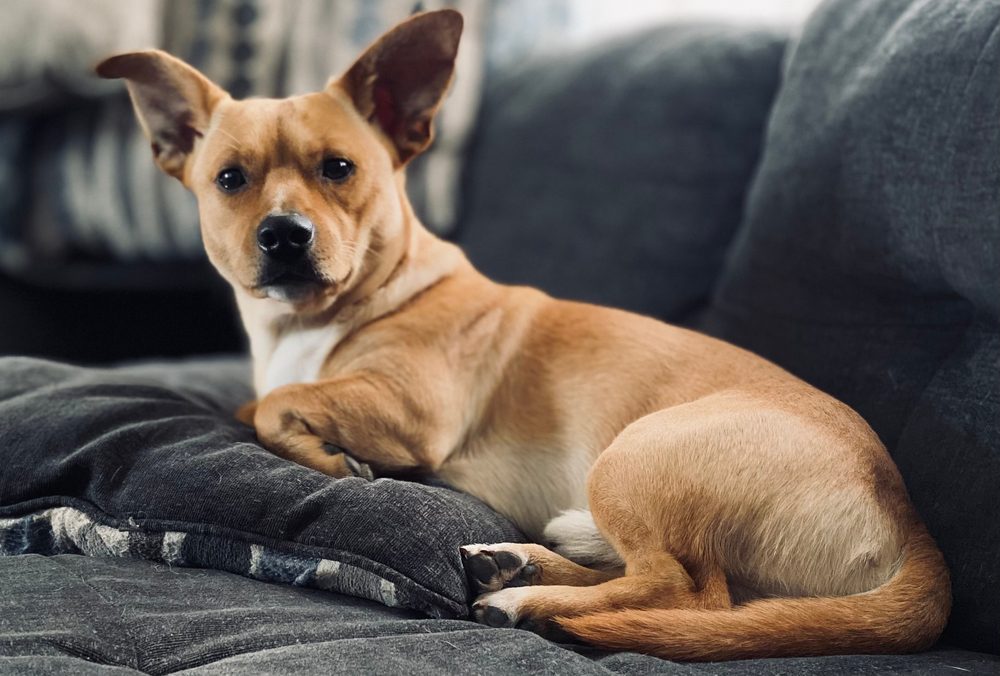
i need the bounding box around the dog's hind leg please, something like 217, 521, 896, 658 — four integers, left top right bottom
470, 551, 730, 634
461, 542, 619, 594
461, 509, 626, 594
463, 484, 643, 595
470, 405, 736, 633
544, 509, 625, 571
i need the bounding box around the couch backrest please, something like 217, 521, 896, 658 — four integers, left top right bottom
699, 0, 1000, 653
459, 24, 786, 324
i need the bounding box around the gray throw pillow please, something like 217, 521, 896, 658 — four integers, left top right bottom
0, 357, 524, 619
458, 23, 787, 324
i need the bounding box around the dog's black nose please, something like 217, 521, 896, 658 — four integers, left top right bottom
256, 214, 315, 262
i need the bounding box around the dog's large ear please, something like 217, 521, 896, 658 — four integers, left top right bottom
96, 50, 227, 180
334, 10, 463, 166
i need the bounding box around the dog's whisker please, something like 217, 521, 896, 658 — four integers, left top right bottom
216, 127, 242, 147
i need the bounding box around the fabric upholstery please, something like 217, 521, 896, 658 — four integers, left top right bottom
3, 555, 998, 675
458, 23, 786, 324
0, 357, 524, 619
698, 0, 1000, 654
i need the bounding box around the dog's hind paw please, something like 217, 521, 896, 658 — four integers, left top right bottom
471, 588, 579, 643
470, 587, 531, 627
472, 597, 516, 628
460, 543, 540, 594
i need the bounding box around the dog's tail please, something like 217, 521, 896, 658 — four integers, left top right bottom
556, 526, 951, 661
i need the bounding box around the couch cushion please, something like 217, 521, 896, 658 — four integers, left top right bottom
458, 24, 786, 324
4, 554, 999, 674
698, 0, 1000, 653
0, 357, 524, 619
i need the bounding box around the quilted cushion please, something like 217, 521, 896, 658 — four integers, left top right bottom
698, 0, 1000, 653
0, 357, 524, 618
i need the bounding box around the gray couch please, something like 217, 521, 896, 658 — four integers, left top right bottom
2, 0, 998, 673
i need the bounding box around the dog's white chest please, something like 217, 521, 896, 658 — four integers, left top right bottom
258, 323, 347, 396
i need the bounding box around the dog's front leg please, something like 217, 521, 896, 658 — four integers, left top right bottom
252, 374, 445, 479
235, 400, 258, 426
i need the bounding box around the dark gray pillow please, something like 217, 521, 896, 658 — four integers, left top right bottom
458, 23, 786, 324
0, 357, 524, 618
697, 0, 1000, 654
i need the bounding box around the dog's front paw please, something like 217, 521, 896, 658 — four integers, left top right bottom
322, 444, 375, 480
235, 400, 258, 427
460, 543, 540, 594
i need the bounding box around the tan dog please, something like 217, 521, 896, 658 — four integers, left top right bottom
97, 10, 950, 661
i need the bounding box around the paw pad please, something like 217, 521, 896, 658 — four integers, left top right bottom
473, 602, 515, 628
460, 545, 539, 593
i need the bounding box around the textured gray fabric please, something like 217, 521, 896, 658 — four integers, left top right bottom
458, 24, 786, 324
0, 357, 524, 619
3, 555, 998, 675
698, 0, 1000, 654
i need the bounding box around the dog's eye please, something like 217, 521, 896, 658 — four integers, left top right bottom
322, 158, 354, 182
216, 167, 247, 193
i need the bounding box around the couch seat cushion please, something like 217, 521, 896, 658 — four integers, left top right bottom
3, 555, 998, 674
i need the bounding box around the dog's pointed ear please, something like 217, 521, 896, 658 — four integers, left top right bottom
333, 10, 463, 166
96, 50, 227, 180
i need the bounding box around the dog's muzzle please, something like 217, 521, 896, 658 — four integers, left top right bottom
255, 213, 323, 301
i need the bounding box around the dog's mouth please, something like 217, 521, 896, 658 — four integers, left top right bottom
254, 260, 331, 303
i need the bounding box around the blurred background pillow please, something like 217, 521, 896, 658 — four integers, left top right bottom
0, 0, 811, 362
0, 0, 494, 274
